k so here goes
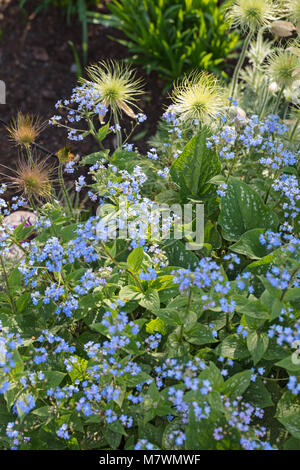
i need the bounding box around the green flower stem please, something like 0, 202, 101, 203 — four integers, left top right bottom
113, 109, 122, 148
290, 116, 300, 141
273, 84, 285, 115
259, 82, 270, 120
0, 254, 17, 314
230, 30, 253, 99
28, 196, 37, 213
25, 144, 35, 166
87, 117, 105, 149
264, 185, 272, 204
186, 289, 192, 312
58, 163, 73, 217
127, 268, 145, 293
264, 170, 279, 204
100, 242, 145, 293
180, 289, 192, 341
226, 313, 231, 333
225, 154, 239, 183
280, 267, 299, 302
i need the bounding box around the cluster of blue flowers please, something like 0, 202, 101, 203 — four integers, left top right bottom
50, 83, 108, 141
213, 396, 273, 450
207, 114, 299, 171
272, 174, 299, 219
0, 322, 23, 395
6, 422, 30, 450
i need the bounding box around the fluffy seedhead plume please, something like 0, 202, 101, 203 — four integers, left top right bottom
83, 60, 144, 118
169, 71, 226, 122
7, 113, 45, 148
227, 0, 282, 32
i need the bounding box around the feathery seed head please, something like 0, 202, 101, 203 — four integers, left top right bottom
9, 159, 54, 199
7, 113, 45, 148
83, 60, 144, 118
286, 0, 300, 25
227, 0, 282, 31
268, 49, 300, 87
169, 71, 226, 122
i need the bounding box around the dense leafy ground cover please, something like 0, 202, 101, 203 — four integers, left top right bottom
0, 0, 300, 451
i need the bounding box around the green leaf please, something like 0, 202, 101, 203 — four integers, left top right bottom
232, 294, 270, 319
230, 228, 269, 259
164, 240, 199, 269
119, 285, 142, 302
139, 289, 160, 313
208, 174, 226, 186
199, 362, 224, 391
218, 177, 279, 241
80, 149, 109, 165
217, 334, 250, 359
13, 222, 34, 242
284, 437, 300, 450
145, 318, 167, 335
184, 323, 216, 345
247, 331, 269, 365
68, 356, 88, 382
111, 149, 138, 171
276, 355, 300, 373
127, 246, 144, 272
223, 370, 252, 398
103, 428, 122, 449
123, 371, 152, 387
16, 292, 31, 313
96, 123, 110, 143
284, 287, 300, 302
243, 378, 274, 408
276, 392, 300, 439
167, 327, 190, 357
43, 371, 66, 387
170, 127, 221, 197
32, 406, 52, 418
8, 268, 23, 293
155, 308, 183, 327
246, 252, 277, 276
58, 224, 77, 243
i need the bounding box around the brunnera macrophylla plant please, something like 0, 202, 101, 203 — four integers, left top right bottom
0, 47, 299, 452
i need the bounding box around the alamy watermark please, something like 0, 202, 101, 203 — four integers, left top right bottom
96, 197, 204, 250
0, 80, 6, 104
292, 340, 300, 365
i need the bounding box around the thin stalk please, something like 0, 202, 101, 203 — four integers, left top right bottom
0, 254, 17, 314
280, 267, 299, 302
273, 85, 285, 115
282, 102, 289, 120
264, 170, 279, 204
100, 242, 145, 293
225, 155, 238, 183
290, 116, 300, 141
58, 163, 73, 217
25, 144, 34, 166
231, 31, 253, 99
113, 109, 122, 148
226, 312, 231, 333
264, 184, 272, 204
259, 82, 270, 120
28, 196, 37, 213
180, 289, 192, 342
87, 117, 105, 149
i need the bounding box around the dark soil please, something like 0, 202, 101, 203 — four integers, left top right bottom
0, 0, 167, 176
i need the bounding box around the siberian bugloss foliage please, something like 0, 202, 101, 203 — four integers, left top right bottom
0, 7, 300, 447
88, 0, 239, 82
